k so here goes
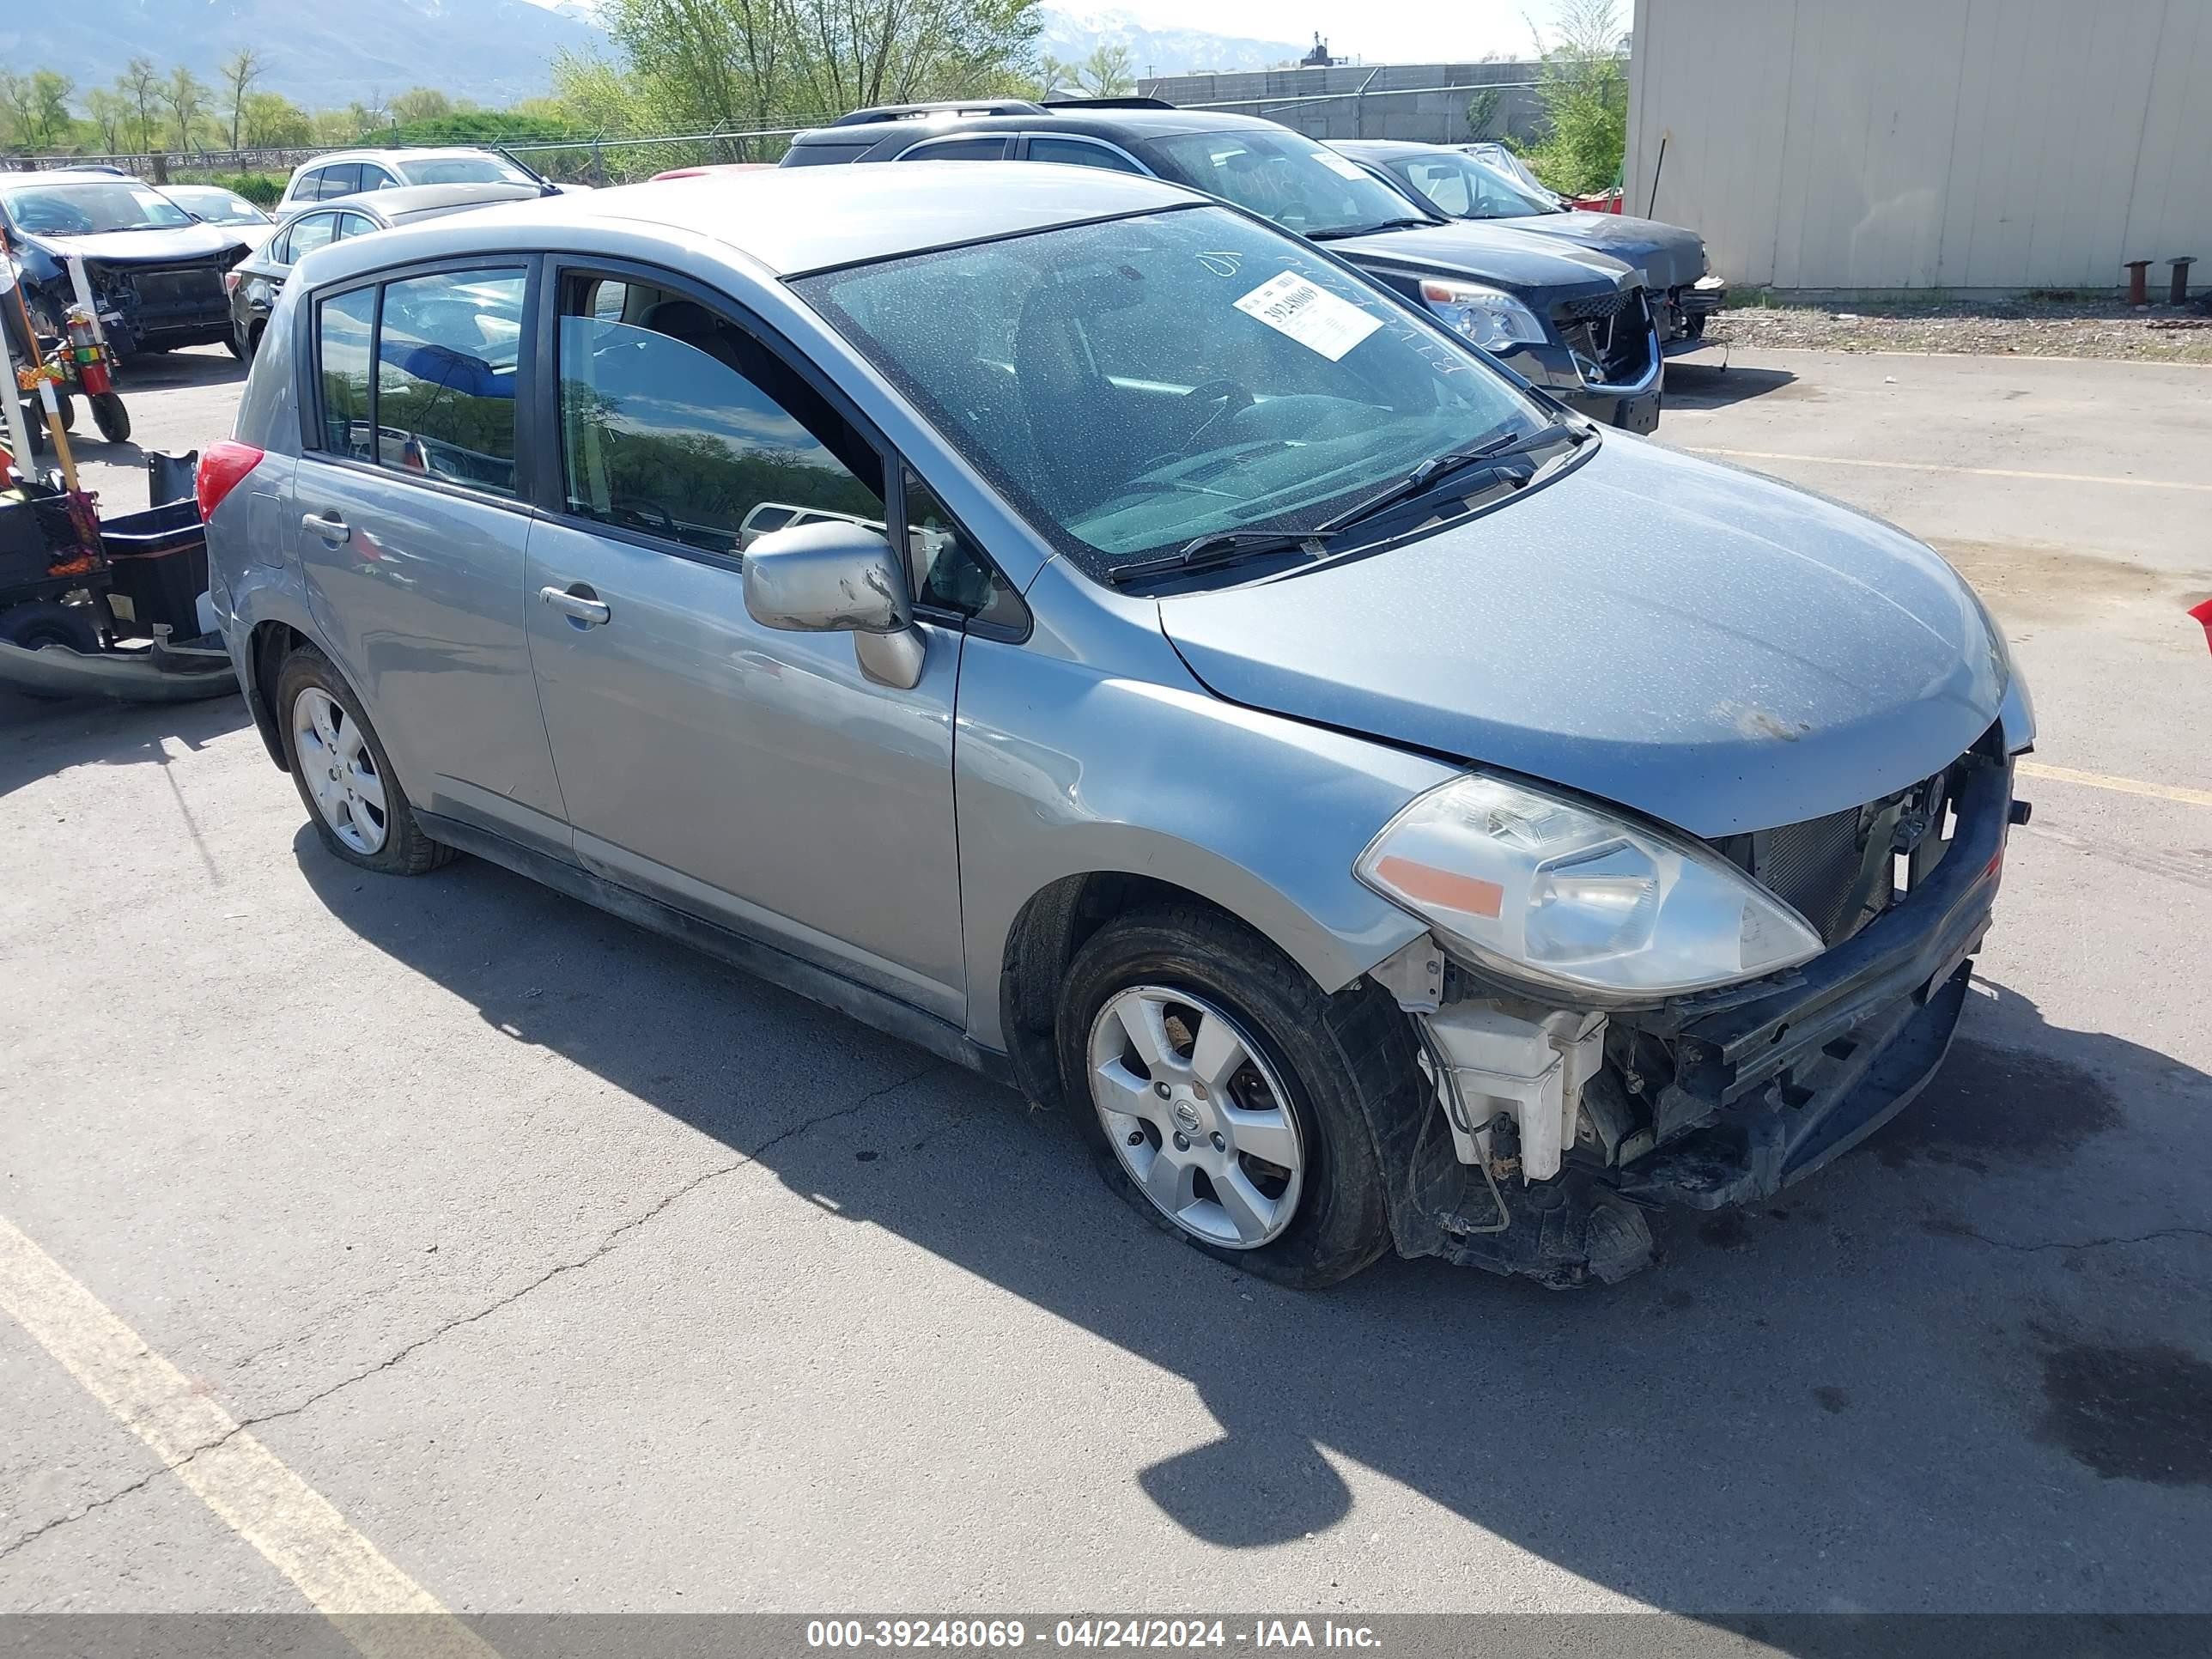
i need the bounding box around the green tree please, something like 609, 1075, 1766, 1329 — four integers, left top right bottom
244, 91, 313, 148
575, 0, 1043, 139
85, 87, 130, 152
1464, 86, 1502, 142
117, 57, 163, 151
1041, 41, 1133, 97
389, 86, 454, 126
31, 70, 76, 149
1523, 0, 1626, 198
161, 64, 210, 151
218, 48, 264, 149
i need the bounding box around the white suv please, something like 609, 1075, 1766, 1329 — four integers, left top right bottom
277, 148, 561, 210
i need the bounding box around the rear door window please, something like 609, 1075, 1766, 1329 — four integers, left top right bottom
1027, 137, 1142, 173
284, 212, 341, 264
896, 136, 1007, 161
374, 272, 527, 496
319, 163, 365, 199
336, 212, 378, 240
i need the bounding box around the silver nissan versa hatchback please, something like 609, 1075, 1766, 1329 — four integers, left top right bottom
201, 165, 2033, 1289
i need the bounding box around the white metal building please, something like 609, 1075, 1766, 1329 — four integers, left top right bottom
1625, 0, 2212, 292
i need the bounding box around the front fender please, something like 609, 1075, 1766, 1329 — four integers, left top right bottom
955, 634, 1453, 1050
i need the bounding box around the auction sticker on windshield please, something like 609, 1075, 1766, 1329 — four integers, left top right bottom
1232, 272, 1382, 362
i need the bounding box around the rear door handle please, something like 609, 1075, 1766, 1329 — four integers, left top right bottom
539, 584, 611, 626
301, 512, 350, 544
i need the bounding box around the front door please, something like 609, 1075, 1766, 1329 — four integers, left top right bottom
521, 270, 968, 1021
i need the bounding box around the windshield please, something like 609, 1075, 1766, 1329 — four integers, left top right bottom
1385, 152, 1558, 220
166, 187, 270, 225
1141, 129, 1434, 239
796, 205, 1547, 584
403, 156, 536, 187
2, 182, 196, 236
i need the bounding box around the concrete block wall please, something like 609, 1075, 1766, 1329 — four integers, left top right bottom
1139, 62, 1548, 146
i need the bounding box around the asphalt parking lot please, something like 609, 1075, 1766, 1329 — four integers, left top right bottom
3, 346, 2209, 1631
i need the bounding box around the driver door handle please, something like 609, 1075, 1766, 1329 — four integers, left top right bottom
539, 584, 611, 626
301, 512, 350, 544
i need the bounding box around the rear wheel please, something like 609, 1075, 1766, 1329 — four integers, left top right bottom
0, 600, 101, 700
1057, 906, 1399, 1288
276, 645, 453, 875
52, 390, 76, 431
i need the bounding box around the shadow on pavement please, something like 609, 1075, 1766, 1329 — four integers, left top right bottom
1662, 362, 1800, 410
114, 347, 246, 392
295, 838, 2212, 1621
0, 686, 248, 801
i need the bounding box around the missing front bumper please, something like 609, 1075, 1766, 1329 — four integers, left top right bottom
1389, 753, 2014, 1286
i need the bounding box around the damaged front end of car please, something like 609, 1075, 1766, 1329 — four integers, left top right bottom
1364, 728, 2025, 1289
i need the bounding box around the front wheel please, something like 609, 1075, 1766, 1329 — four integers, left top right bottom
1056, 906, 1401, 1288
89, 392, 131, 444
276, 645, 453, 875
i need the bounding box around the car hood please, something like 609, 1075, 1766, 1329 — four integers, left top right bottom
1326, 220, 1636, 301
1488, 210, 1707, 289
1156, 438, 2009, 838
25, 225, 246, 265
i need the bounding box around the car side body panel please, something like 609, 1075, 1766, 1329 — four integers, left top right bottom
954, 560, 1447, 1052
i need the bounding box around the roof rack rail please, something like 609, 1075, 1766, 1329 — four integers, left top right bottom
830, 100, 1047, 126
1036, 94, 1179, 110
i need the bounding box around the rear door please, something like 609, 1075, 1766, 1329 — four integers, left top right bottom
519, 263, 970, 1019
289, 258, 569, 857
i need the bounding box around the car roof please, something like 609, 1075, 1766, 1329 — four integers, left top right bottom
794, 106, 1282, 150
0, 168, 150, 190
297, 162, 1203, 282
319, 182, 544, 219
302, 148, 514, 167
1328, 140, 1450, 162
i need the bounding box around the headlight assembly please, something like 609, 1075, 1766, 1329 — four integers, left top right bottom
1419, 279, 1549, 350
1356, 774, 1825, 1002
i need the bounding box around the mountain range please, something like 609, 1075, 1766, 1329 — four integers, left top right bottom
1, 2, 1306, 113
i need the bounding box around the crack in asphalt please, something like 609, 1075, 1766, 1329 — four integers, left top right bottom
0, 1465, 168, 1564
0, 1059, 945, 1565
1934, 1222, 2212, 1254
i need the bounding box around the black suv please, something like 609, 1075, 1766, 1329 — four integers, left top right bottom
782, 99, 1662, 432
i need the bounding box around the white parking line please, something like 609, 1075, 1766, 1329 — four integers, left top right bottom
0, 1212, 495, 1659
1687, 446, 2212, 494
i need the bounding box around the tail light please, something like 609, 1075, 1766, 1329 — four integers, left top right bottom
196, 441, 264, 520
223, 270, 242, 295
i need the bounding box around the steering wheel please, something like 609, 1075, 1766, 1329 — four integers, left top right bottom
1173, 377, 1256, 455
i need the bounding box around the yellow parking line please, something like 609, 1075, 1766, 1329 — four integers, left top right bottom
1687, 447, 2212, 494
0, 1212, 495, 1659
2017, 760, 2212, 808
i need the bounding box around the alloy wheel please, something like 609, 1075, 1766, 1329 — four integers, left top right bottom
1087, 986, 1306, 1249
292, 686, 388, 855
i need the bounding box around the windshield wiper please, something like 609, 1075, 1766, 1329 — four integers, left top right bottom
1319, 422, 1591, 535
1104, 528, 1338, 587
1309, 217, 1437, 240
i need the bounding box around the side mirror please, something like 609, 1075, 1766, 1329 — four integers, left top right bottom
742, 519, 926, 690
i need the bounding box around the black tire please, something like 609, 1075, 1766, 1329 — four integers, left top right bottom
53, 390, 76, 431
0, 600, 101, 701
89, 392, 131, 444
1056, 904, 1405, 1289
275, 643, 454, 876
0, 599, 100, 653
222, 332, 246, 361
